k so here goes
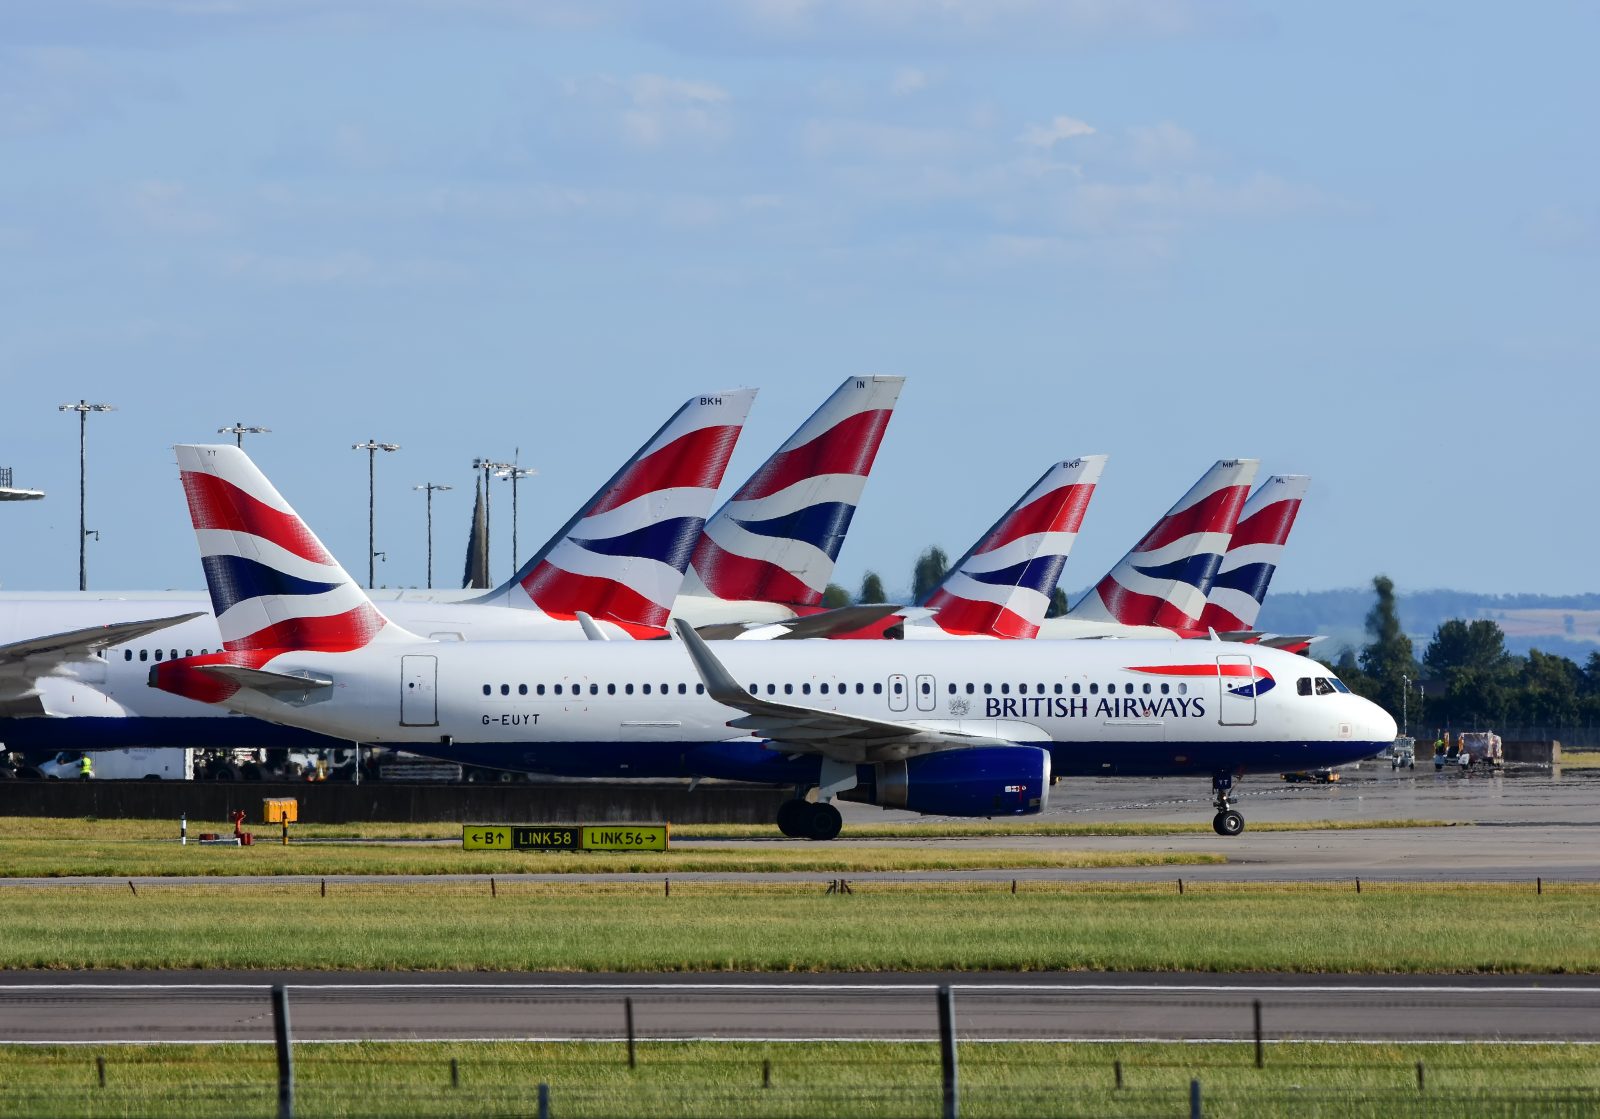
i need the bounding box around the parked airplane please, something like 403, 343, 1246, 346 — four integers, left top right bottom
675, 375, 904, 627
0, 390, 757, 751
151, 443, 1396, 838
1197, 474, 1311, 634
1037, 458, 1258, 640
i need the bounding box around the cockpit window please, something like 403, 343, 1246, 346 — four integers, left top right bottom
1297, 677, 1313, 697
1328, 676, 1351, 693
1314, 677, 1337, 696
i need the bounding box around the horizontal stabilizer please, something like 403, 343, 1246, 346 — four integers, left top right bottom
196, 664, 333, 693
0, 612, 204, 666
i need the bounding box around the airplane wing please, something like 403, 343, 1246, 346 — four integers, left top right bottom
0, 612, 207, 714
691, 603, 925, 642
673, 618, 1030, 763
0, 612, 204, 666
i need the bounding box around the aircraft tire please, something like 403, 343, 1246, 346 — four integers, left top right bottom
806, 802, 843, 841
1213, 810, 1245, 837
775, 799, 808, 838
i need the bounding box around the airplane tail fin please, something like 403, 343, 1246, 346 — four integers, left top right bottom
478, 389, 756, 636
1070, 458, 1258, 629
921, 455, 1107, 638
1198, 474, 1310, 632
683, 375, 904, 607
174, 444, 417, 653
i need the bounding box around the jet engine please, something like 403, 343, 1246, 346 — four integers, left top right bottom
840, 745, 1050, 817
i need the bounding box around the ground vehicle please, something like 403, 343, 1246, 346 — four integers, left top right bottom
36, 747, 195, 780
1391, 736, 1416, 769
1282, 769, 1341, 783
1456, 731, 1503, 769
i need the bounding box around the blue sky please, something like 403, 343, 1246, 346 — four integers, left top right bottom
1, 1, 1595, 599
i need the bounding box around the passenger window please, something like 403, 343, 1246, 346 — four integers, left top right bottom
1178, 683, 1187, 695
873, 683, 883, 695
1089, 683, 1098, 695
124, 650, 132, 661
920, 681, 930, 695
821, 683, 830, 695
186, 649, 194, 658
1142, 683, 1151, 694
1000, 683, 1010, 695
893, 681, 903, 695
624, 684, 634, 695
948, 684, 957, 695
856, 684, 865, 695
784, 684, 794, 695
500, 684, 510, 696
1125, 684, 1133, 695
171, 650, 178, 660
802, 683, 811, 695
482, 685, 491, 696
678, 684, 687, 695
696, 684, 705, 695
607, 684, 616, 695
983, 683, 993, 695
590, 684, 599, 695
1297, 677, 1313, 696
641, 684, 651, 695
518, 684, 528, 696
554, 684, 563, 696
766, 684, 776, 695
1054, 683, 1063, 695
966, 683, 975, 695
1160, 683, 1170, 695
536, 685, 545, 696
139, 649, 148, 661
1018, 683, 1028, 695
154, 649, 163, 661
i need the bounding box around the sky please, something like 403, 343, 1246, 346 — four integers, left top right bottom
1, 1, 1595, 600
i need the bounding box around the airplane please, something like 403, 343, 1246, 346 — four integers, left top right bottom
674, 375, 904, 629
150, 442, 1397, 838
1036, 458, 1258, 640
0, 389, 757, 752
1195, 475, 1313, 650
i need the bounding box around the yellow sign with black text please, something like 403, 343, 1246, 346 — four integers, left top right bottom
462, 824, 669, 852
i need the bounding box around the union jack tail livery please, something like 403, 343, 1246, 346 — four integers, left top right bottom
1071, 459, 1259, 630
1198, 474, 1310, 633
476, 389, 757, 636
682, 376, 904, 608
176, 444, 413, 654
921, 456, 1108, 639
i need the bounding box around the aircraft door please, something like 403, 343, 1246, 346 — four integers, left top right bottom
888, 674, 909, 712
1216, 654, 1257, 727
401, 655, 438, 727
914, 674, 936, 712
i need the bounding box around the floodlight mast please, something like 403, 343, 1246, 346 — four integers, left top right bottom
353, 440, 400, 588
412, 482, 453, 589
472, 457, 512, 583
494, 461, 538, 573
57, 400, 115, 591
218, 422, 270, 448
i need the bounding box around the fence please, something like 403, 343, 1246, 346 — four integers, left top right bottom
0, 467, 11, 490
3, 981, 1599, 1117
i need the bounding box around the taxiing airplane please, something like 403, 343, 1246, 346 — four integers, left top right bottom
151, 443, 1395, 838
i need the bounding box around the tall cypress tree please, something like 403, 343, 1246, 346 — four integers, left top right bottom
1358, 575, 1417, 723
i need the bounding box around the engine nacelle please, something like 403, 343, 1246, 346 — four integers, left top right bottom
840, 745, 1050, 817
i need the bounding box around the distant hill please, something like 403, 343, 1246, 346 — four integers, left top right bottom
1253, 590, 1600, 659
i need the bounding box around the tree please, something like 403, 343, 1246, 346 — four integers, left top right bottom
1582, 652, 1600, 727
858, 571, 887, 605
1358, 575, 1418, 720
819, 583, 851, 609
1515, 649, 1580, 728
912, 546, 949, 603
1046, 587, 1070, 619
1422, 618, 1517, 727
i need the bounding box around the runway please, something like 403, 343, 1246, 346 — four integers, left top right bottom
3, 972, 1598, 1045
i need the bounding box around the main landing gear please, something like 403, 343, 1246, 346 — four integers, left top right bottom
1211, 773, 1245, 837
776, 797, 843, 841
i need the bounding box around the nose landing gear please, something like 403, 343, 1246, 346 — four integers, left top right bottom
776, 797, 843, 841
1211, 773, 1245, 836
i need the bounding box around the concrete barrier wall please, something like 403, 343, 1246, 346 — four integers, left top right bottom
1504, 741, 1562, 765
0, 780, 788, 824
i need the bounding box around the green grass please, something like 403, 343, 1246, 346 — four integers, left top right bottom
1561, 750, 1600, 769
3, 1041, 1597, 1118
0, 881, 1592, 973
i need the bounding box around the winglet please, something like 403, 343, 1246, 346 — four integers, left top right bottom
575, 611, 611, 642
672, 617, 753, 707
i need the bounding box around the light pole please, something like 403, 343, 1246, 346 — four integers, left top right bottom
58, 399, 115, 591
412, 483, 452, 589
352, 439, 400, 588
472, 457, 512, 584
495, 462, 537, 574
218, 422, 270, 448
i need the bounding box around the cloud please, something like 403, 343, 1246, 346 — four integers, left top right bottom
0, 47, 173, 135
890, 66, 930, 95
1017, 114, 1096, 149
222, 249, 465, 287
124, 180, 224, 236
619, 74, 731, 149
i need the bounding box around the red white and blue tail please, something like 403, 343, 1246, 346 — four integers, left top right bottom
682, 376, 904, 607
1197, 474, 1309, 633
1070, 458, 1258, 630
921, 456, 1107, 639
479, 389, 756, 636
176, 444, 413, 653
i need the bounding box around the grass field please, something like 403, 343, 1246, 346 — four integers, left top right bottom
3, 1040, 1597, 1118
0, 881, 1591, 973
1561, 750, 1600, 769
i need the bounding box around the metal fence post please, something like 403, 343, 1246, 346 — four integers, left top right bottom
272, 984, 294, 1119
625, 997, 636, 1069
1190, 1077, 1202, 1119
537, 1081, 551, 1119
938, 984, 958, 1119
1253, 999, 1264, 1068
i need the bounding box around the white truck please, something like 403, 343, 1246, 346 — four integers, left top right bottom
36, 748, 196, 781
